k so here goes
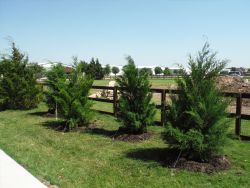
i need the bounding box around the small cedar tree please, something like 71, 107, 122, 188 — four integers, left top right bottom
163, 43, 229, 161
116, 56, 156, 134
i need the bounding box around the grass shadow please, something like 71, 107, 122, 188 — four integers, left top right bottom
86, 127, 118, 137
28, 111, 55, 118
126, 147, 179, 167
41, 120, 66, 132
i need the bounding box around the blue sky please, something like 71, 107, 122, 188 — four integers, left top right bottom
0, 0, 250, 67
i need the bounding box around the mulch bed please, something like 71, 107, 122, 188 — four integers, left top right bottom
174, 155, 231, 174
161, 149, 231, 174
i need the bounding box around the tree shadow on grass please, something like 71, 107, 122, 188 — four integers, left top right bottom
126, 147, 179, 167
86, 127, 118, 137
28, 111, 55, 118
41, 120, 66, 132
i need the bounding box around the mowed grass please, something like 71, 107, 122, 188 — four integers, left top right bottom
93, 78, 176, 88
1, 104, 250, 188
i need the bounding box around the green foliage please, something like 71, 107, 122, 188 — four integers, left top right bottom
154, 66, 163, 75
78, 60, 88, 73
45, 63, 67, 113
172, 69, 181, 75
163, 67, 171, 75
0, 43, 40, 110
139, 67, 153, 76
112, 66, 120, 76
52, 62, 93, 130
164, 43, 229, 161
104, 64, 111, 76
116, 56, 156, 134
28, 63, 46, 79
85, 58, 104, 80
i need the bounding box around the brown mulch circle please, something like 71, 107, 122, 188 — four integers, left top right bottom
174, 155, 231, 174
112, 131, 154, 143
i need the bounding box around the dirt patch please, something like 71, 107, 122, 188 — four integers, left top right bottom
113, 131, 154, 143
175, 155, 231, 174
216, 76, 250, 93
216, 76, 250, 108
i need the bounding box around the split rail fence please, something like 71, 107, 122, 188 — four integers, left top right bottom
89, 85, 250, 139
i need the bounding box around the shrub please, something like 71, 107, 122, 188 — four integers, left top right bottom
163, 67, 171, 76
0, 43, 40, 110
164, 43, 229, 161
52, 62, 93, 130
116, 56, 156, 134
140, 67, 153, 76
154, 66, 163, 75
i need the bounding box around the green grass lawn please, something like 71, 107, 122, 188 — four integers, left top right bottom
94, 78, 176, 88
1, 104, 250, 188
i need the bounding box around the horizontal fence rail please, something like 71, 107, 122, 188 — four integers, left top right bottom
89, 85, 250, 139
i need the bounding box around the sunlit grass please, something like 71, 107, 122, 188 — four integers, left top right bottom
0, 104, 250, 188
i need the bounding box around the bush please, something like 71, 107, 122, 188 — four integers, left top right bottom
163, 67, 171, 76
52, 62, 93, 130
45, 63, 67, 113
0, 43, 40, 110
140, 67, 153, 76
164, 43, 229, 161
116, 56, 156, 134
154, 66, 163, 75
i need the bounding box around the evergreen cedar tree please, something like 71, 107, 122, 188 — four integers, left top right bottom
116, 56, 156, 134
45, 63, 67, 114
164, 43, 229, 162
0, 43, 40, 110
47, 62, 93, 130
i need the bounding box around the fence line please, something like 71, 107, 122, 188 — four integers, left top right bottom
89, 85, 250, 139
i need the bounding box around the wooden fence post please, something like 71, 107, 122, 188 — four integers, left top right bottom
235, 93, 242, 136
113, 86, 118, 117
161, 89, 166, 126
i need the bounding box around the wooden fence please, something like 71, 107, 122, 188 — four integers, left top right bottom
89, 85, 250, 139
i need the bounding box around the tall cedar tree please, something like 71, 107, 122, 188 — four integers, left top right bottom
116, 56, 156, 134
164, 43, 229, 161
45, 63, 67, 113
0, 43, 40, 110
53, 62, 93, 130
